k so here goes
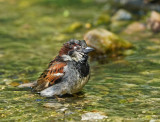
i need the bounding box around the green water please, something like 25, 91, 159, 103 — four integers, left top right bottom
0, 0, 160, 121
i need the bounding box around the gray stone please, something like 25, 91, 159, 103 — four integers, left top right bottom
112, 9, 132, 21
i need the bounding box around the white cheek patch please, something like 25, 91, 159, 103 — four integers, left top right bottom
53, 73, 63, 76
62, 55, 72, 61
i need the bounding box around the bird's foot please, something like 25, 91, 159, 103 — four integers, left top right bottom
55, 95, 65, 102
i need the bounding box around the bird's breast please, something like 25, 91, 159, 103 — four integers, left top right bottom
71, 74, 90, 93
64, 61, 90, 94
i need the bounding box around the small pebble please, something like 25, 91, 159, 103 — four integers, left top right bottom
81, 112, 108, 120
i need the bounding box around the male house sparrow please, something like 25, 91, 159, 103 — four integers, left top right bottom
30, 39, 94, 97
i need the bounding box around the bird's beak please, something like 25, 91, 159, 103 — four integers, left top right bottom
83, 47, 94, 53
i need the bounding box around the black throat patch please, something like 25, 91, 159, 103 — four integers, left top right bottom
75, 61, 90, 77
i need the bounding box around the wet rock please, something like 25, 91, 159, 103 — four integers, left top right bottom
43, 102, 64, 109
124, 22, 146, 34
81, 112, 108, 121
95, 14, 110, 25
60, 107, 68, 112
84, 28, 133, 55
147, 11, 160, 32
65, 22, 83, 33
112, 9, 132, 21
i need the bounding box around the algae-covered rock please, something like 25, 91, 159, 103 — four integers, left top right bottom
65, 22, 83, 33
124, 22, 146, 34
95, 14, 110, 25
147, 11, 160, 32
84, 28, 133, 55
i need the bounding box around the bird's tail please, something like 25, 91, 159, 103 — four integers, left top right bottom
18, 81, 37, 88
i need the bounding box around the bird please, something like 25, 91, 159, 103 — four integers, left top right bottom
19, 39, 94, 97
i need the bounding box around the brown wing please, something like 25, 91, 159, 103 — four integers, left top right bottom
33, 62, 66, 91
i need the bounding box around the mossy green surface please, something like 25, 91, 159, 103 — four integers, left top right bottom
0, 0, 160, 121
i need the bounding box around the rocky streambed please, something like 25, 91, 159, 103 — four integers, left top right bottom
0, 0, 160, 121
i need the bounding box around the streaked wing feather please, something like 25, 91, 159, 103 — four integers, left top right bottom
33, 62, 66, 91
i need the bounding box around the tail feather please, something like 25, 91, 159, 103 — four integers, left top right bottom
18, 81, 37, 88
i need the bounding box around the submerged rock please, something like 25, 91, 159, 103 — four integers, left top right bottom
147, 11, 160, 32
112, 9, 132, 21
84, 28, 133, 56
124, 22, 146, 34
81, 112, 108, 121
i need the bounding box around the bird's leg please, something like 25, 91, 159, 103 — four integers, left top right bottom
55, 95, 65, 102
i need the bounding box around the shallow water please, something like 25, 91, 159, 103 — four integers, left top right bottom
0, 0, 160, 121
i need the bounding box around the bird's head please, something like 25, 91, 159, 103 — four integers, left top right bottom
59, 39, 94, 62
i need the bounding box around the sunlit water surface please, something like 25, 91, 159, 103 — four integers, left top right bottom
0, 0, 160, 121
